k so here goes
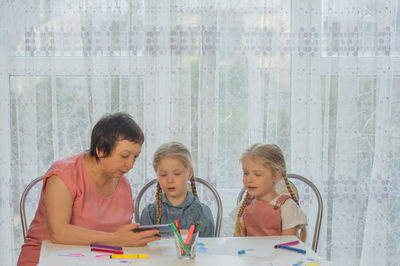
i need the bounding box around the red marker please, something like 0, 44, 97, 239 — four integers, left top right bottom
174, 219, 180, 233
91, 248, 124, 254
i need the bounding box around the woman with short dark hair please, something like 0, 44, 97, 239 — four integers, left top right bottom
18, 112, 160, 266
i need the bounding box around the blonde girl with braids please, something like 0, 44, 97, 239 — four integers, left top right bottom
234, 143, 307, 239
139, 141, 215, 237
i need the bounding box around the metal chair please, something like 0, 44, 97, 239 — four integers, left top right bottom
236, 173, 323, 252
134, 177, 223, 237
20, 176, 44, 242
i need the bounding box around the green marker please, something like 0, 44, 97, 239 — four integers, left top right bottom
194, 221, 202, 233
170, 222, 191, 256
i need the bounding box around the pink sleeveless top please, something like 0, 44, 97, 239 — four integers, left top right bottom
18, 154, 134, 266
243, 195, 291, 236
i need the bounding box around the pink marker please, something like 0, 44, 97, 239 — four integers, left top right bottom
274, 240, 300, 248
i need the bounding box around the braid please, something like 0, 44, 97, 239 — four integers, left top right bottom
282, 175, 299, 205
234, 192, 251, 236
155, 182, 162, 224
190, 177, 198, 198
237, 192, 251, 218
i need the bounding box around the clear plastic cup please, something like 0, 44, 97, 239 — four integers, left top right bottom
174, 231, 199, 260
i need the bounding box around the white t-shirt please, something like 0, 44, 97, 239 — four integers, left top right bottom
269, 196, 307, 230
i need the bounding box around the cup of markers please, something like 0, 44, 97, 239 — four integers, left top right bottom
171, 221, 201, 260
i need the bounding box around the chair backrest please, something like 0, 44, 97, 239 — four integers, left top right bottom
236, 173, 323, 252
134, 177, 223, 237
20, 176, 44, 242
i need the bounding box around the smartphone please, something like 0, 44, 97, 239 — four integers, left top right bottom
133, 224, 173, 238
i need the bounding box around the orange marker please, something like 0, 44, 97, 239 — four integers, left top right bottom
185, 225, 195, 245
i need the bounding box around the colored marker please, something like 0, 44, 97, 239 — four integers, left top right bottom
170, 222, 191, 256
274, 240, 300, 248
174, 219, 180, 233
110, 254, 148, 259
185, 225, 195, 245
237, 249, 246, 255
277, 245, 306, 254
175, 220, 183, 255
90, 244, 123, 251
194, 221, 202, 234
90, 248, 123, 254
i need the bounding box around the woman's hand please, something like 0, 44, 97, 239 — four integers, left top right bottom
111, 223, 161, 247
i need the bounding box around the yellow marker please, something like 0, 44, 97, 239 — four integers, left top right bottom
305, 262, 320, 266
110, 254, 148, 259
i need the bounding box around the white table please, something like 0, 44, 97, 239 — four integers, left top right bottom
38, 235, 330, 266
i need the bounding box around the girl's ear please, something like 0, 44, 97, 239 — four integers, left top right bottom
272, 169, 282, 184
189, 167, 194, 179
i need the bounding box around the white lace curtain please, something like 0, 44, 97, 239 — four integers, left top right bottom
0, 0, 399, 265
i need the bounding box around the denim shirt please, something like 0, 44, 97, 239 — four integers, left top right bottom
139, 191, 215, 237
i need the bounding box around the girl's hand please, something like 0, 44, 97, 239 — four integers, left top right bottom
281, 226, 298, 236
112, 223, 161, 247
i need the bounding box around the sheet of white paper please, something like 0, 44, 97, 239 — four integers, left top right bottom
196, 238, 277, 257
38, 247, 145, 266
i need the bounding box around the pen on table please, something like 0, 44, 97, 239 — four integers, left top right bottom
90, 248, 124, 254
274, 240, 300, 248
277, 245, 306, 254
170, 222, 191, 256
90, 243, 123, 251
110, 254, 148, 259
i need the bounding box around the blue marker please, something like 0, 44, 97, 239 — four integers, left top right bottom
237, 249, 246, 255
277, 245, 306, 254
